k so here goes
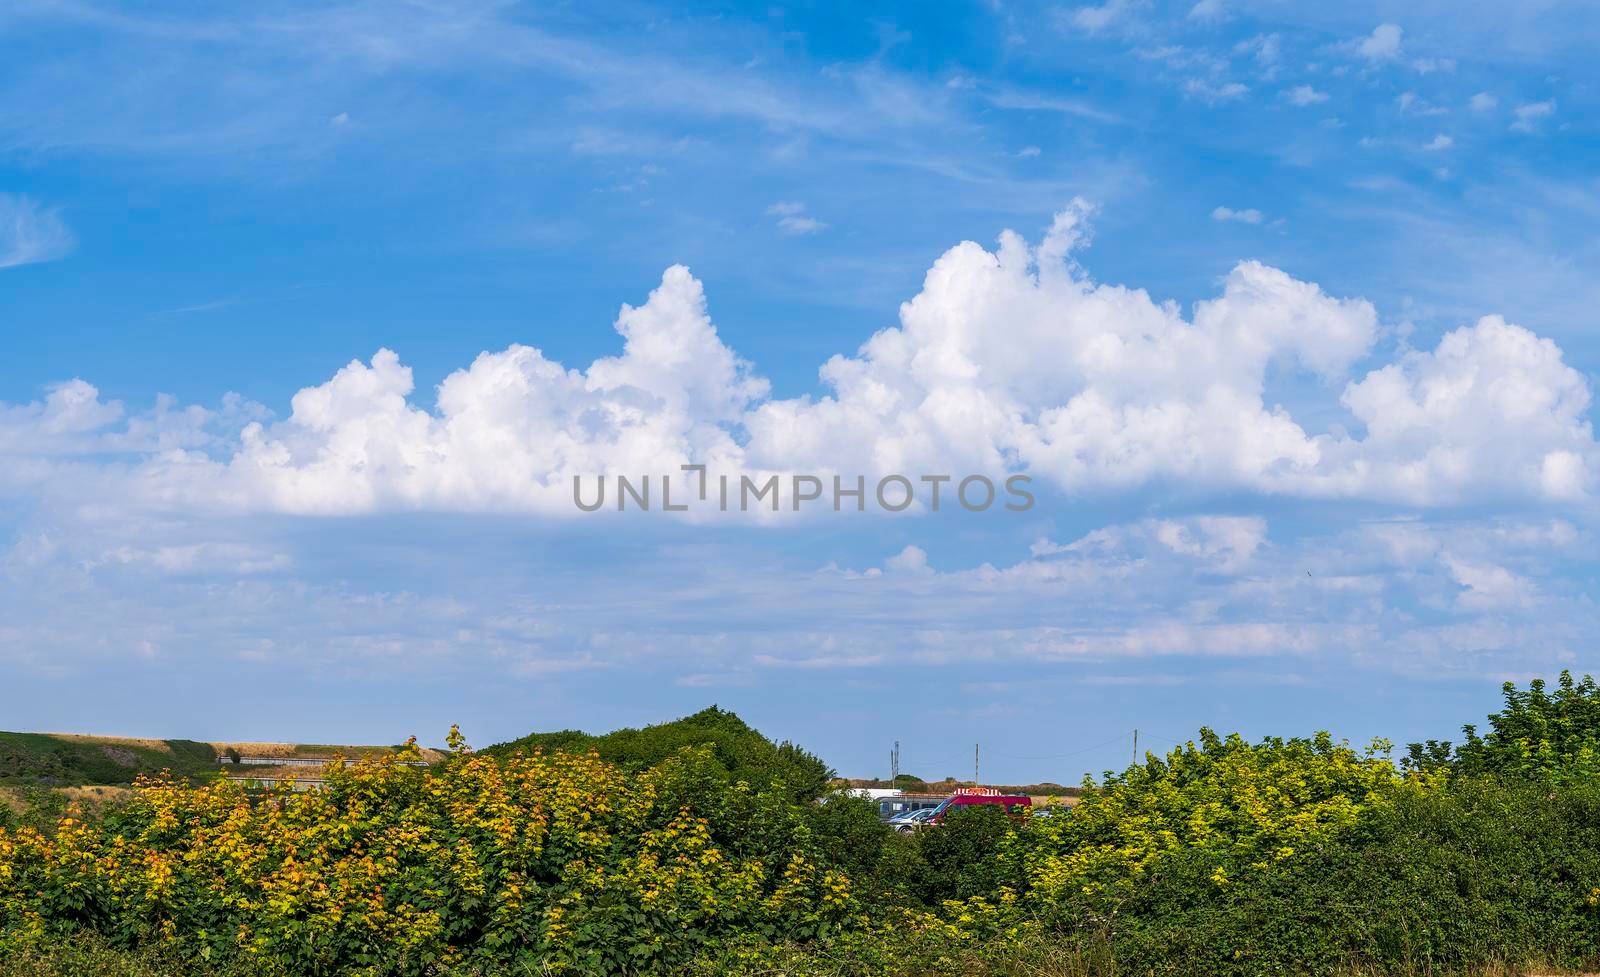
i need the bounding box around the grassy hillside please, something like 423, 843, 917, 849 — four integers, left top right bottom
0, 732, 219, 786
486, 705, 834, 802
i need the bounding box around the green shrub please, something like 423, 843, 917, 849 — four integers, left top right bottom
916, 806, 1022, 903
1015, 728, 1404, 909
1084, 774, 1600, 975
487, 706, 832, 803
803, 794, 894, 891
1410, 671, 1600, 781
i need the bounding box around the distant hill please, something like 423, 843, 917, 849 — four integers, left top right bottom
7, 709, 832, 798
0, 732, 219, 786
485, 706, 834, 802
0, 731, 444, 787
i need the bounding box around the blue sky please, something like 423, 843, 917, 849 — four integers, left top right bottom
2, 0, 1598, 783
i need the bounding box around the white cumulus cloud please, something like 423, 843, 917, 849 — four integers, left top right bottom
3, 203, 1596, 517
1337, 316, 1594, 503
1286, 85, 1328, 106
225, 265, 767, 514
1355, 23, 1404, 62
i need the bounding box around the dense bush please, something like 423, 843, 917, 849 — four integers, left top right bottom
916, 806, 1020, 904
1016, 728, 1405, 908
7, 677, 1600, 975
0, 731, 857, 976
486, 707, 833, 804
1075, 774, 1600, 976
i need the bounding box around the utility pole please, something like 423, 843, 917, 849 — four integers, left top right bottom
974, 742, 980, 785
890, 741, 899, 781
1132, 728, 1139, 766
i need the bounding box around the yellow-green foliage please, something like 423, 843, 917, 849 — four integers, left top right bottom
0, 729, 855, 976
1017, 729, 1418, 901
9, 684, 1600, 977
0, 726, 1443, 974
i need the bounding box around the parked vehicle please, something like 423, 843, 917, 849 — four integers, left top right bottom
869, 791, 945, 822
890, 808, 938, 832
923, 789, 1031, 826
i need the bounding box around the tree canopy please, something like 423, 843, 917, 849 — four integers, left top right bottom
1407, 670, 1600, 779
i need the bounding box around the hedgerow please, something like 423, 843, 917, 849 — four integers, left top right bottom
4, 674, 1600, 975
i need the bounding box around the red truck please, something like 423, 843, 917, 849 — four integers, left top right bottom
924, 789, 1031, 825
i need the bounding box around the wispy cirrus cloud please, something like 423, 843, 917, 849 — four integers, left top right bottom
1211, 205, 1264, 224
1285, 84, 1328, 106
5, 483, 1591, 687
1062, 0, 1144, 36
0, 194, 74, 269
1512, 99, 1557, 133
767, 201, 828, 236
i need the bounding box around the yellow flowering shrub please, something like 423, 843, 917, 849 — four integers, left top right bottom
1016, 729, 1417, 904
8, 702, 1600, 977
0, 730, 857, 975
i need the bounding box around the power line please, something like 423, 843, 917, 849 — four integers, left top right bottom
1138, 730, 1200, 748
892, 727, 1187, 777
897, 751, 980, 775
992, 730, 1133, 762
